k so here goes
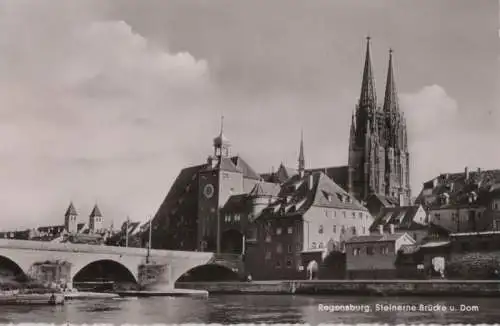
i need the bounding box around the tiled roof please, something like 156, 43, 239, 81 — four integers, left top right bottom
346, 232, 408, 244
416, 169, 500, 209
258, 171, 367, 220
151, 164, 205, 244
89, 204, 102, 217
249, 182, 281, 197
221, 194, 249, 212
310, 173, 366, 210
230, 156, 261, 180
217, 156, 240, 173
307, 166, 348, 191
370, 205, 423, 232
64, 202, 77, 216
260, 164, 298, 184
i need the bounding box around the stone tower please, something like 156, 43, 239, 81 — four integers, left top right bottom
64, 202, 78, 234
89, 203, 104, 233
348, 38, 411, 205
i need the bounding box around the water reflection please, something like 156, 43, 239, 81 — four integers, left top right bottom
0, 295, 499, 324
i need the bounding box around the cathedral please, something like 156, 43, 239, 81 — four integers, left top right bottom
264, 37, 411, 206
347, 37, 411, 205
148, 37, 412, 260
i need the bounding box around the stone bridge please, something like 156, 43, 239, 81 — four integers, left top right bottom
0, 239, 226, 290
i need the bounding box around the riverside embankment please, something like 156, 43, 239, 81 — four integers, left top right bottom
176, 280, 500, 297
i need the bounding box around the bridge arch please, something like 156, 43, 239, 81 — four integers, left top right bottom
0, 254, 28, 282
72, 259, 138, 286
175, 263, 240, 283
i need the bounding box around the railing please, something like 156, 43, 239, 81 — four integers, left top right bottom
0, 239, 212, 258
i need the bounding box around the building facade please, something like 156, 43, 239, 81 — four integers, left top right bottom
416, 168, 500, 233
345, 227, 415, 279
246, 171, 372, 280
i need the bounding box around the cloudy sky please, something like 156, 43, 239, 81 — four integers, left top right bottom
0, 0, 498, 229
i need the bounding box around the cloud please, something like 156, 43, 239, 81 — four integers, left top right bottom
401, 85, 459, 140
0, 5, 215, 229
401, 85, 500, 195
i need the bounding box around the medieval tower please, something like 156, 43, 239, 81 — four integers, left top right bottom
347, 37, 411, 205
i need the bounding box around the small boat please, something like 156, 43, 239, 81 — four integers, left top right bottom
0, 292, 65, 305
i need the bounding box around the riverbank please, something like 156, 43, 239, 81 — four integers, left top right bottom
176, 280, 500, 297
116, 288, 208, 298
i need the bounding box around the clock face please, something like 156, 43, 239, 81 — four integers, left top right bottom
203, 184, 215, 199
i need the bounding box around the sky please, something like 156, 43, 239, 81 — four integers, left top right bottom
0, 0, 498, 229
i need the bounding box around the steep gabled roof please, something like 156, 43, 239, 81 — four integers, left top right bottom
370, 205, 424, 232
307, 166, 349, 191
230, 156, 261, 180
221, 194, 249, 213
65, 202, 77, 217
89, 204, 102, 217
218, 156, 240, 173
249, 181, 281, 197
258, 171, 367, 221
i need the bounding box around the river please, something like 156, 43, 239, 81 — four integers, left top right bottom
0, 294, 498, 324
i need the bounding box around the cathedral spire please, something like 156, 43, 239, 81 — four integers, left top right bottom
298, 129, 305, 176
359, 36, 377, 109
383, 48, 399, 114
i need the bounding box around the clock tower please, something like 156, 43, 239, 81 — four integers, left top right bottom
197, 116, 243, 252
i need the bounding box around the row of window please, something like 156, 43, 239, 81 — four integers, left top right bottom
323, 210, 369, 220
352, 246, 390, 256
435, 211, 483, 221
224, 214, 241, 223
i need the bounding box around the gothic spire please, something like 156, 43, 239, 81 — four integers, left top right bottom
359, 36, 377, 109
383, 48, 399, 114
298, 129, 305, 173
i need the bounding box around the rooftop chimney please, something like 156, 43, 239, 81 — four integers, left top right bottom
465, 167, 469, 180
378, 225, 384, 235
308, 174, 314, 190
399, 193, 404, 207
477, 167, 482, 174
389, 224, 395, 235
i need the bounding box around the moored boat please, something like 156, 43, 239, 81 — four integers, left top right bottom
0, 292, 65, 305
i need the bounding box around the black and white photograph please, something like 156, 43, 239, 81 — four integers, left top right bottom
0, 0, 498, 324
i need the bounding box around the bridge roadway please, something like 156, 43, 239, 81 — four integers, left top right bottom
0, 239, 215, 290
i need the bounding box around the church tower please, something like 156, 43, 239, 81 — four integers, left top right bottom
64, 202, 78, 234
298, 130, 305, 177
381, 49, 411, 204
348, 36, 382, 202
348, 38, 411, 205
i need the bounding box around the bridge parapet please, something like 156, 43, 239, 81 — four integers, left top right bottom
0, 239, 212, 259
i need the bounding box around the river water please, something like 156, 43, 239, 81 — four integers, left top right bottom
0, 294, 498, 324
